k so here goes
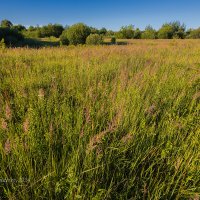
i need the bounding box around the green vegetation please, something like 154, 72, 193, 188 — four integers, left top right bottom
141, 26, 157, 39
86, 34, 103, 45
1, 19, 200, 47
60, 23, 91, 45
0, 27, 24, 46
0, 40, 199, 199
188, 28, 200, 39
110, 36, 116, 44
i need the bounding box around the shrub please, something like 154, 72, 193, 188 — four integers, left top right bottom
39, 24, 64, 38
59, 32, 69, 45
134, 28, 141, 39
158, 22, 186, 39
60, 23, 91, 45
86, 34, 103, 45
142, 27, 157, 39
0, 38, 6, 48
118, 25, 135, 39
188, 28, 200, 39
111, 37, 116, 44
158, 25, 174, 39
0, 19, 13, 28
0, 27, 24, 46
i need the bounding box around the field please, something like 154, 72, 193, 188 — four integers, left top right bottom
0, 40, 200, 199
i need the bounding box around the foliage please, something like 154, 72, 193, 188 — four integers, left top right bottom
158, 21, 186, 39
142, 25, 157, 39
158, 24, 174, 39
13, 24, 26, 32
86, 34, 103, 45
118, 25, 135, 39
0, 38, 6, 48
0, 19, 13, 28
60, 23, 91, 45
99, 27, 107, 35
0, 27, 24, 46
111, 36, 116, 44
38, 24, 64, 38
187, 28, 200, 38
134, 28, 142, 39
90, 26, 99, 34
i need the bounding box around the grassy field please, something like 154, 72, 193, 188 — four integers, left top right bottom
0, 40, 199, 199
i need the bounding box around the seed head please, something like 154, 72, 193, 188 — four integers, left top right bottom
23, 118, 29, 133
4, 139, 11, 154
38, 88, 45, 99
5, 103, 12, 120
1, 118, 7, 130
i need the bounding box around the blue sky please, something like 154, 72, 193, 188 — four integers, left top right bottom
1, 0, 200, 30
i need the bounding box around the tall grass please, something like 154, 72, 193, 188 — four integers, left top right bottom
0, 40, 199, 199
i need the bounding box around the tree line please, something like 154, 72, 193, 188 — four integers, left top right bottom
1, 19, 200, 47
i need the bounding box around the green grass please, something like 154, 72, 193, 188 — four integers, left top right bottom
0, 40, 199, 199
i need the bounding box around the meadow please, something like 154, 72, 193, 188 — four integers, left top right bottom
0, 40, 199, 199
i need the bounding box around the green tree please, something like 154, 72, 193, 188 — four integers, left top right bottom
99, 27, 107, 35
86, 34, 103, 45
60, 23, 91, 45
187, 28, 200, 38
1, 19, 13, 28
170, 21, 186, 38
141, 26, 157, 39
0, 27, 24, 46
134, 28, 141, 39
106, 30, 115, 37
158, 21, 186, 39
118, 25, 135, 39
158, 24, 174, 39
39, 24, 64, 38
60, 32, 69, 45
89, 27, 99, 34
13, 24, 26, 32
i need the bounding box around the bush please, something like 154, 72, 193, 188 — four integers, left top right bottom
86, 34, 103, 45
38, 24, 64, 38
118, 25, 135, 39
111, 37, 116, 44
59, 32, 69, 45
158, 22, 186, 39
134, 28, 141, 39
0, 27, 24, 46
142, 26, 157, 39
0, 38, 6, 49
60, 23, 91, 45
188, 28, 200, 39
0, 19, 13, 28
158, 25, 174, 39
